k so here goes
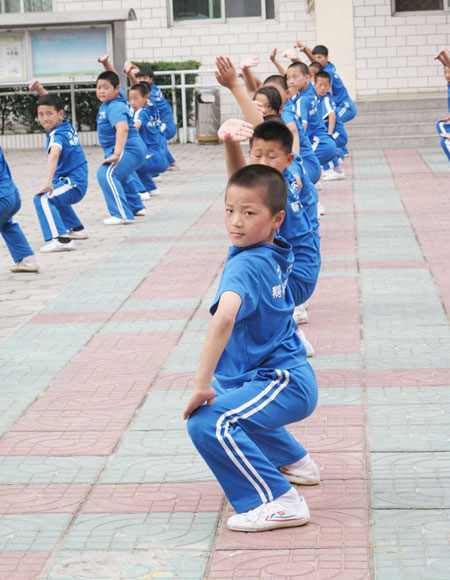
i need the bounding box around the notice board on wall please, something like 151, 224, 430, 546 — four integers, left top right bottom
0, 34, 25, 82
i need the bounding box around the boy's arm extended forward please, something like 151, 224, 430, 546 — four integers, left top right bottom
123, 59, 140, 86
36, 146, 61, 195
293, 41, 315, 63
102, 121, 128, 167
239, 57, 261, 95
29, 79, 47, 96
434, 46, 450, 67
216, 56, 264, 127
218, 119, 253, 177
98, 54, 119, 75
183, 291, 242, 418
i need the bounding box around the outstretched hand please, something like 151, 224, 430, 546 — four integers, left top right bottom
215, 56, 239, 89
218, 119, 254, 142
434, 45, 450, 60
269, 48, 278, 62
283, 49, 300, 62
239, 57, 260, 70
293, 40, 307, 52
29, 79, 42, 92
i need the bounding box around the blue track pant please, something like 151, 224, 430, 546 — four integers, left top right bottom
301, 153, 321, 184
1, 190, 34, 262
188, 366, 318, 513
310, 133, 337, 166
337, 99, 357, 124
436, 120, 450, 162
136, 149, 169, 191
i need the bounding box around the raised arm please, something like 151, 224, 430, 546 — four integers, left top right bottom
123, 59, 140, 86
294, 41, 315, 63
239, 57, 261, 95
98, 54, 119, 75
217, 119, 253, 177
215, 56, 264, 126
29, 79, 48, 96
269, 48, 287, 77
434, 46, 450, 67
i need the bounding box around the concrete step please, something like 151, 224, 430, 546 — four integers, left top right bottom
349, 109, 444, 126
355, 95, 447, 113
347, 122, 438, 138
348, 134, 441, 149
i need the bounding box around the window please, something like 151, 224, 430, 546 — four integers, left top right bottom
172, 0, 275, 21
0, 0, 52, 12
394, 0, 443, 10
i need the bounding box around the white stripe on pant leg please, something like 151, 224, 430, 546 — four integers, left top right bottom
51, 179, 73, 199
311, 136, 319, 152
338, 102, 349, 118
106, 163, 127, 219
215, 369, 290, 505
40, 193, 59, 239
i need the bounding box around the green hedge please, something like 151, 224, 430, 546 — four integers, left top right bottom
0, 60, 200, 135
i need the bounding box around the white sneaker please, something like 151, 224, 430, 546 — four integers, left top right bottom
103, 216, 133, 225
317, 201, 325, 216
40, 239, 76, 253
322, 169, 339, 181
280, 455, 320, 486
168, 163, 179, 171
334, 167, 346, 179
227, 492, 310, 532
293, 304, 308, 325
150, 188, 161, 197
139, 191, 151, 201
297, 329, 315, 357
134, 208, 147, 216
66, 229, 88, 240
315, 180, 322, 191
10, 255, 39, 273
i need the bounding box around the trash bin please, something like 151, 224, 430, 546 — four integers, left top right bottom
195, 88, 220, 143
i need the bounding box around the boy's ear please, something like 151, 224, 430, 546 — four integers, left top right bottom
273, 209, 285, 229
58, 109, 65, 121
286, 152, 295, 166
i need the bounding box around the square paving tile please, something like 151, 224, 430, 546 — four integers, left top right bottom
0, 514, 71, 550
0, 457, 106, 485
0, 551, 50, 580
0, 484, 90, 514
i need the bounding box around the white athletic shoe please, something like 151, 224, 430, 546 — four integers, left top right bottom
40, 239, 76, 253
317, 201, 325, 216
134, 208, 147, 216
66, 229, 88, 240
297, 329, 315, 357
150, 188, 161, 196
103, 217, 133, 225
139, 191, 151, 201
323, 169, 346, 181
227, 491, 310, 532
280, 455, 320, 486
293, 304, 308, 325
168, 163, 179, 171
10, 255, 39, 273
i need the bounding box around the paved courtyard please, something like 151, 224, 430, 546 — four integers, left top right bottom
0, 142, 449, 579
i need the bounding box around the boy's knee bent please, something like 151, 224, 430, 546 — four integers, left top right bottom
187, 405, 218, 446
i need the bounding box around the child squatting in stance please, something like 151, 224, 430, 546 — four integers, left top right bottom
183, 164, 319, 533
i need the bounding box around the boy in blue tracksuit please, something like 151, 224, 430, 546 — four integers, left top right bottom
184, 164, 318, 532
286, 62, 337, 168
33, 95, 88, 253
96, 70, 146, 224
0, 147, 38, 272
434, 47, 450, 162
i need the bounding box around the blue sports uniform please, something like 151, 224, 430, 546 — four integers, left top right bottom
0, 146, 34, 263
278, 170, 321, 306
96, 93, 146, 220
134, 103, 169, 192
151, 83, 177, 165
33, 119, 88, 241
281, 104, 321, 184
291, 84, 337, 166
323, 62, 357, 124
436, 82, 450, 162
187, 239, 318, 514
318, 93, 348, 170
289, 156, 320, 236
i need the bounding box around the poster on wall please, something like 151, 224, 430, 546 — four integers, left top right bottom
31, 28, 108, 78
0, 34, 25, 82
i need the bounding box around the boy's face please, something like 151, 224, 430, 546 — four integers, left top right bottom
314, 77, 331, 97
286, 68, 309, 95
138, 74, 153, 85
249, 138, 294, 174
225, 184, 284, 247
312, 54, 328, 66
128, 89, 148, 111
96, 79, 120, 103
37, 105, 64, 132
254, 93, 277, 116
444, 66, 450, 83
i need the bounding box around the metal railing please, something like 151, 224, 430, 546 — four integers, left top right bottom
0, 68, 218, 145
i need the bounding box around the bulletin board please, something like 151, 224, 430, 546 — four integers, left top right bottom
0, 34, 25, 82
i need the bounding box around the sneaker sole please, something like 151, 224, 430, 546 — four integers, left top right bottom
228, 518, 310, 532
281, 473, 320, 485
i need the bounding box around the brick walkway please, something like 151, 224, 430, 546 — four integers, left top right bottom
0, 143, 449, 579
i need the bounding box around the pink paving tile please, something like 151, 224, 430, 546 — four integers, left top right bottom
0, 484, 90, 514
319, 219, 357, 256
300, 321, 360, 355
130, 246, 225, 300
208, 548, 370, 579
0, 430, 122, 456
122, 235, 227, 243
81, 482, 224, 513
359, 260, 426, 269
0, 552, 50, 580
366, 368, 450, 387
308, 452, 367, 481
385, 148, 431, 174
109, 308, 195, 322
217, 507, 368, 550
314, 370, 363, 388
11, 408, 136, 432
189, 199, 226, 231
39, 379, 150, 403
191, 307, 212, 320
30, 312, 111, 324
288, 406, 366, 453
55, 332, 181, 384
300, 478, 368, 510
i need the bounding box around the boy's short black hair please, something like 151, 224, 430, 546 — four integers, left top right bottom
263, 114, 283, 123
312, 45, 328, 57
315, 70, 331, 83
287, 61, 309, 76
263, 74, 288, 91
139, 80, 151, 95
37, 94, 64, 111
309, 61, 323, 73
253, 86, 282, 114
129, 82, 147, 97
250, 120, 293, 155
97, 70, 120, 87
227, 164, 287, 215
136, 67, 154, 79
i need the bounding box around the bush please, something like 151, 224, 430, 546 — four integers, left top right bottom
132, 60, 201, 126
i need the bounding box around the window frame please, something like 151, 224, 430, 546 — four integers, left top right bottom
169, 0, 275, 26
0, 0, 53, 13
391, 0, 449, 15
